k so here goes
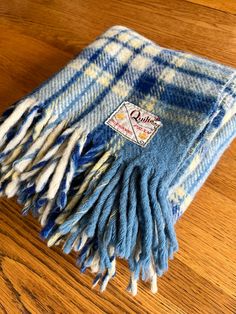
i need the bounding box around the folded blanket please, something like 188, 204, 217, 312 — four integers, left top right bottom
0, 25, 235, 295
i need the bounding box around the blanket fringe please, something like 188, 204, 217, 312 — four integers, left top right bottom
0, 98, 178, 295
43, 158, 178, 295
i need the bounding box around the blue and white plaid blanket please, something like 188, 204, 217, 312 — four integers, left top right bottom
0, 26, 235, 295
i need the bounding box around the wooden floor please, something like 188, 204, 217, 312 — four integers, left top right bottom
0, 0, 236, 313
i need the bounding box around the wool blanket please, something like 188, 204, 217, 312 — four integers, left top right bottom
0, 26, 235, 295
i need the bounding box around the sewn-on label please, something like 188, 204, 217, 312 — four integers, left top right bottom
105, 101, 162, 147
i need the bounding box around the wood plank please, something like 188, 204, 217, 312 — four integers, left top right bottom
184, 0, 236, 14
0, 0, 236, 66
0, 28, 71, 110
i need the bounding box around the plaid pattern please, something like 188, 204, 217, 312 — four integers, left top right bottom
0, 25, 235, 294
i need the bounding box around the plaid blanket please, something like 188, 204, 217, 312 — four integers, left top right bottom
0, 25, 235, 295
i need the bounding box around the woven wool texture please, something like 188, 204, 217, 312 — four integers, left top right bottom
0, 26, 235, 295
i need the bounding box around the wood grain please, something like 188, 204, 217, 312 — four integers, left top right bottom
0, 0, 236, 313
185, 0, 236, 14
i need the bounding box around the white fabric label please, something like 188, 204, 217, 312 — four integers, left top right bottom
105, 101, 162, 147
